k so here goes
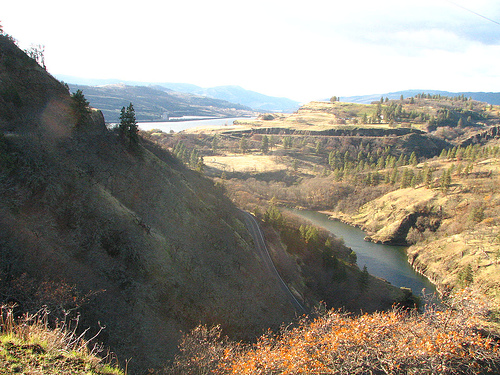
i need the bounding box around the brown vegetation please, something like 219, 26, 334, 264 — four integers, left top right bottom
0, 306, 123, 374
167, 289, 500, 374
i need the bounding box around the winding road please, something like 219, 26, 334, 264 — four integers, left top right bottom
240, 210, 307, 314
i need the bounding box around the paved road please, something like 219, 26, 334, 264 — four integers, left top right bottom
240, 210, 307, 314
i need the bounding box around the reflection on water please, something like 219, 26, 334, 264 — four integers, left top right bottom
287, 208, 436, 296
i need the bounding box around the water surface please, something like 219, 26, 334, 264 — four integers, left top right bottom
287, 209, 436, 296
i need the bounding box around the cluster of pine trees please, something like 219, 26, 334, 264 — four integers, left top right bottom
173, 141, 204, 171
439, 144, 500, 161
262, 205, 353, 269
326, 143, 499, 192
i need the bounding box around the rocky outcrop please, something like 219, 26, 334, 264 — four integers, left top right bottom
333, 188, 442, 245
460, 125, 500, 146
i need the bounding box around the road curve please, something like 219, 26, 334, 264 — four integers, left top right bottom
240, 210, 307, 314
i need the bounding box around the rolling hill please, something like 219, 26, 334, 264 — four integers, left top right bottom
56, 74, 301, 114
67, 83, 256, 123
341, 90, 500, 105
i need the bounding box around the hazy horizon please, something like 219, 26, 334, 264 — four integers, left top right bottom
3, 0, 500, 102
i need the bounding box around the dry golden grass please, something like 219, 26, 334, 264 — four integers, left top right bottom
0, 306, 123, 375
205, 154, 289, 173
330, 155, 500, 313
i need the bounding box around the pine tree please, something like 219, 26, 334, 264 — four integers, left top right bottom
400, 168, 409, 189
126, 103, 138, 146
440, 169, 451, 192
409, 151, 418, 166
315, 140, 322, 155
118, 102, 138, 147
261, 135, 269, 154
423, 164, 433, 187
71, 89, 91, 129
390, 167, 398, 185
211, 135, 218, 153
282, 136, 293, 149
240, 137, 248, 153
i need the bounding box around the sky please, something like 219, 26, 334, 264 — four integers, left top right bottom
2, 0, 500, 102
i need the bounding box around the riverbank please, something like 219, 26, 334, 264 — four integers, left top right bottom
320, 180, 500, 318
287, 208, 437, 297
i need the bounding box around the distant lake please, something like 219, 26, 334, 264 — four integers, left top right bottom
138, 117, 254, 133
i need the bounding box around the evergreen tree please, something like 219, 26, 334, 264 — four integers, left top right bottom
119, 103, 138, 147
119, 106, 128, 137
315, 139, 322, 155
440, 168, 452, 192
211, 135, 219, 153
240, 137, 248, 153
409, 151, 418, 166
261, 135, 269, 154
282, 136, 293, 149
400, 168, 410, 189
71, 89, 91, 129
390, 167, 398, 185
423, 163, 433, 187
126, 103, 138, 146
359, 265, 369, 291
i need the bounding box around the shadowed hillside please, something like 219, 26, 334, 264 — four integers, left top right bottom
0, 34, 296, 372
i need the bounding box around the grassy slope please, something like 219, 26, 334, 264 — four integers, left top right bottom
331, 156, 500, 312
0, 308, 123, 375
0, 35, 296, 372
189, 98, 500, 135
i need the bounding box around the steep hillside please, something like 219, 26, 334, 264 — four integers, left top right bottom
67, 83, 255, 123
0, 34, 296, 372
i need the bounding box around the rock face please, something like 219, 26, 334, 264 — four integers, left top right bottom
334, 188, 442, 245
461, 125, 500, 146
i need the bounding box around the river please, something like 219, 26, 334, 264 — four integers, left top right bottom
287, 209, 436, 297
138, 117, 253, 133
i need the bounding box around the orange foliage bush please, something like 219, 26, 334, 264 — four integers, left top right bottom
167, 290, 500, 374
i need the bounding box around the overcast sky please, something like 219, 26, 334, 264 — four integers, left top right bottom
2, 0, 500, 102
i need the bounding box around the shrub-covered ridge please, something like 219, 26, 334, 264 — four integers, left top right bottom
168, 289, 500, 374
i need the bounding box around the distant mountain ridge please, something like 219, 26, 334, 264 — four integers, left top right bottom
57, 75, 301, 113
171, 84, 301, 113
340, 90, 500, 105
67, 83, 255, 123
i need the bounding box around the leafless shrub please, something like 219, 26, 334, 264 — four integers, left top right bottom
0, 305, 114, 370
167, 289, 500, 374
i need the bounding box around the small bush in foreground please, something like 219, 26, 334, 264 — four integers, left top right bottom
0, 306, 124, 375
167, 289, 499, 374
